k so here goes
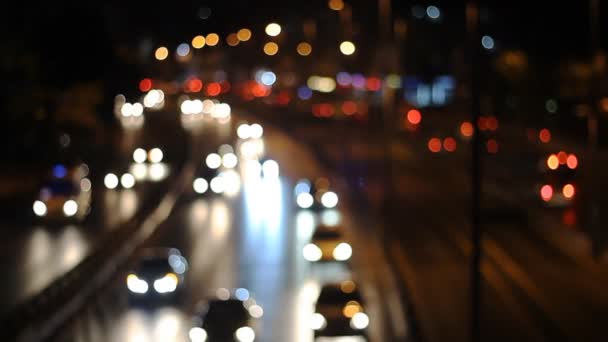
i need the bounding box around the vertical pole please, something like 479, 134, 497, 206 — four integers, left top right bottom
466, 2, 482, 342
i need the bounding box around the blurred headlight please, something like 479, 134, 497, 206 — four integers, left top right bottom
321, 191, 339, 208
193, 178, 209, 194
133, 148, 147, 163
333, 242, 352, 261
126, 274, 149, 294
310, 313, 327, 330
153, 273, 178, 293
210, 176, 226, 194
303, 243, 322, 262
104, 173, 119, 189
189, 327, 207, 342
121, 173, 136, 189
148, 148, 164, 163
296, 192, 314, 209
350, 312, 369, 330
222, 153, 238, 169
206, 153, 222, 169
235, 326, 255, 342
63, 200, 78, 217
33, 200, 47, 217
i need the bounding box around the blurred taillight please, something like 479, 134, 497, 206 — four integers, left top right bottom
540, 185, 553, 202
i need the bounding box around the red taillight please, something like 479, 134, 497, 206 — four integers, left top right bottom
540, 185, 553, 202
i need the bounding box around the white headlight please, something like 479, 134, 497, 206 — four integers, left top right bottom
222, 153, 238, 168
350, 312, 369, 330
153, 273, 178, 293
193, 178, 209, 194
262, 160, 279, 178
63, 200, 78, 217
104, 173, 119, 189
33, 200, 47, 216
249, 124, 263, 139
148, 148, 164, 163
237, 124, 251, 139
310, 313, 327, 330
189, 327, 207, 342
126, 274, 148, 294
333, 242, 352, 261
235, 326, 255, 342
121, 173, 136, 189
206, 153, 222, 169
248, 304, 264, 318
296, 192, 314, 209
210, 176, 226, 194
303, 243, 322, 262
321, 191, 339, 208
133, 148, 147, 163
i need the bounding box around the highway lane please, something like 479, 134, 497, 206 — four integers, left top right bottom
52, 113, 407, 342
255, 114, 608, 341
0, 113, 185, 315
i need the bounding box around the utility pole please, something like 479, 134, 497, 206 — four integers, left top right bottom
466, 2, 482, 342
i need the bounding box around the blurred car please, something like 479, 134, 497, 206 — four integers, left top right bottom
311, 281, 369, 339
189, 289, 261, 342
32, 163, 91, 221
538, 152, 578, 207
126, 248, 188, 302
294, 178, 339, 210
192, 164, 220, 195
303, 224, 352, 262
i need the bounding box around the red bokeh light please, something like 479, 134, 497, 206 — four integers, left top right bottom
443, 137, 457, 152
187, 78, 203, 93
342, 101, 357, 115
139, 78, 152, 92
486, 139, 498, 154
540, 185, 553, 202
365, 77, 382, 91
277, 91, 291, 105
563, 209, 577, 227
539, 128, 551, 143
566, 154, 578, 169
407, 109, 422, 125
206, 82, 221, 96
428, 138, 442, 153
486, 116, 499, 131
557, 151, 568, 164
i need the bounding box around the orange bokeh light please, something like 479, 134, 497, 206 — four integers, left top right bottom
562, 184, 575, 199
547, 154, 559, 170
187, 78, 203, 92
460, 121, 474, 137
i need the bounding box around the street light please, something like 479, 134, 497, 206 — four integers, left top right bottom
339, 41, 356, 55
265, 23, 281, 37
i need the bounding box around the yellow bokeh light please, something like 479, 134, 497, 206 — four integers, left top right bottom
328, 0, 345, 11
265, 23, 281, 37
237, 28, 252, 41
226, 33, 239, 46
297, 42, 312, 56
155, 46, 169, 61
339, 41, 356, 55
206, 33, 220, 46
263, 42, 279, 56
192, 35, 206, 49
